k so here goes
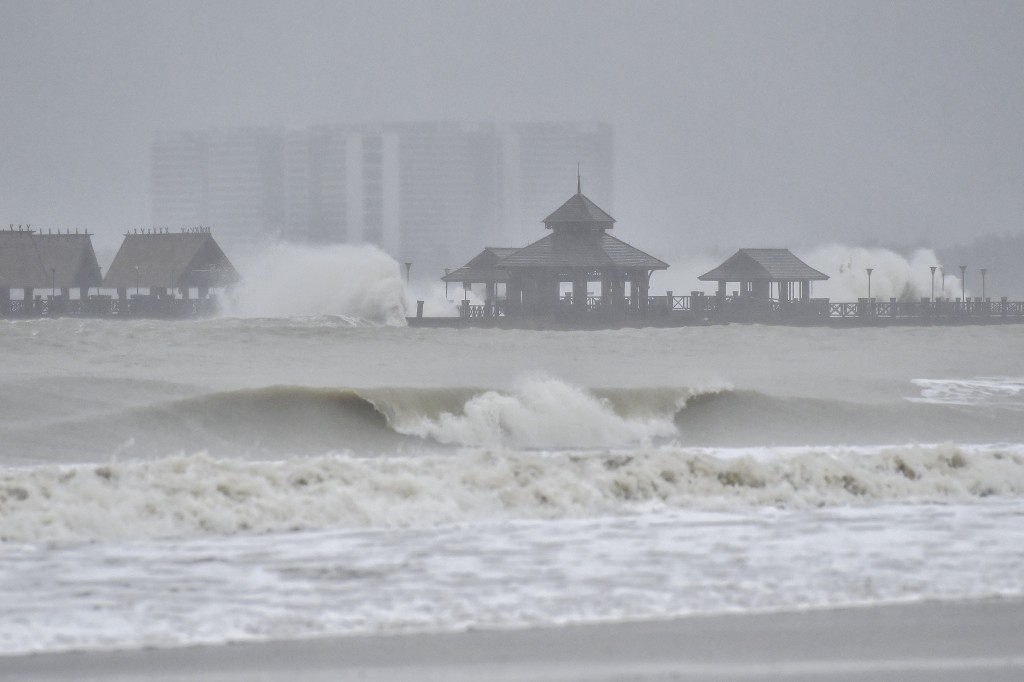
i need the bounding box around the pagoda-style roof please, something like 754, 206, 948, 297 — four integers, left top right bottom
102, 229, 240, 290
497, 231, 668, 271
442, 247, 518, 283
699, 249, 829, 282
543, 192, 615, 229
0, 229, 102, 289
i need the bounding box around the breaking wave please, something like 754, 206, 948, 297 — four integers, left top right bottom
3, 444, 1023, 543
10, 375, 1024, 464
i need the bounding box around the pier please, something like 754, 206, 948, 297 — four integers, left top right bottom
1, 226, 237, 319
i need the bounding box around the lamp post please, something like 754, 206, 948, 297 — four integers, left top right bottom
941, 267, 946, 296
444, 268, 450, 298
865, 268, 873, 299
929, 266, 937, 302
959, 265, 966, 302
981, 268, 987, 300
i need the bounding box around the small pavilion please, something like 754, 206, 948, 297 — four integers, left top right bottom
698, 248, 828, 303
441, 247, 518, 314
492, 180, 668, 317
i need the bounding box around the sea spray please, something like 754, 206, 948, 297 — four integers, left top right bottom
798, 245, 959, 301
225, 242, 407, 323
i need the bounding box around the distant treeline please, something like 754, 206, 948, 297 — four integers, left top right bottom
938, 232, 1024, 299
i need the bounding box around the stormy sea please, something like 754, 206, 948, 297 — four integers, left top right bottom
2, 250, 1023, 657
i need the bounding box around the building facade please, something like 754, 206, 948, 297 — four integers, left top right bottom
151, 122, 612, 274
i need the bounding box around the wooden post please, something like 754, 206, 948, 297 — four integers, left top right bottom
666, 290, 673, 312
573, 273, 587, 313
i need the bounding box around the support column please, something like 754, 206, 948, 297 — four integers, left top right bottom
573, 273, 587, 313
485, 282, 496, 317
638, 271, 650, 315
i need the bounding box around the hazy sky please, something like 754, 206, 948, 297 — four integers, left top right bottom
2, 0, 1023, 254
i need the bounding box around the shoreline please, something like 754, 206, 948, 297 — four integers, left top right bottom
6, 597, 1024, 681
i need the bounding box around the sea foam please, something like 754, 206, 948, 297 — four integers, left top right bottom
3, 443, 1023, 544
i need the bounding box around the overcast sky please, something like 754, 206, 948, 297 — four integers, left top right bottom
2, 0, 1022, 254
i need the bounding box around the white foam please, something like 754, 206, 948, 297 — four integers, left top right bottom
389, 376, 680, 448
911, 377, 1024, 408
3, 443, 1023, 544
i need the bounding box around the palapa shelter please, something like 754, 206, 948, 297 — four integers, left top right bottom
494, 181, 668, 317
102, 228, 239, 300
0, 227, 103, 312
698, 248, 828, 302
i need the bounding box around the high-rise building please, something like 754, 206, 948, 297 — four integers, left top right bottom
151, 122, 612, 274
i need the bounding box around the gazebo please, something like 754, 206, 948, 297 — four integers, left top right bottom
494, 182, 668, 317
699, 248, 828, 303
442, 247, 518, 314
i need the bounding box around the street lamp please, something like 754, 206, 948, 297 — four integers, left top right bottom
959, 265, 966, 302
940, 267, 946, 296
865, 268, 873, 299
981, 268, 987, 300
929, 266, 937, 302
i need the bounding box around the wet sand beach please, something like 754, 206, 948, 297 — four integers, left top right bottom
6, 598, 1023, 682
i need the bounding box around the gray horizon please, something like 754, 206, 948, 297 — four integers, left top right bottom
2, 0, 1023, 256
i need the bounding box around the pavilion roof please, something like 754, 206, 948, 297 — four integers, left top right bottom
442, 247, 518, 283
102, 230, 240, 290
0, 230, 102, 289
698, 249, 829, 282
33, 233, 103, 289
0, 230, 49, 288
542, 192, 615, 228
497, 231, 668, 271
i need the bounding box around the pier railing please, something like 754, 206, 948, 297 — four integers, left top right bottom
4, 295, 219, 319
654, 294, 1024, 322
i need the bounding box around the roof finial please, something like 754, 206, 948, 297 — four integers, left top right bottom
577, 162, 581, 195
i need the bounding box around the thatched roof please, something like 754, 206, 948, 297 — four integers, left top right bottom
497, 231, 668, 271
102, 231, 240, 289
0, 230, 102, 289
0, 230, 48, 288
442, 247, 519, 283
34, 233, 103, 289
699, 249, 829, 282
